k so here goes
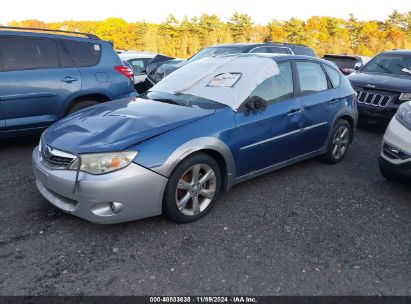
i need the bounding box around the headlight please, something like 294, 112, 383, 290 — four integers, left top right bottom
399, 93, 411, 101
69, 151, 138, 175
395, 101, 411, 130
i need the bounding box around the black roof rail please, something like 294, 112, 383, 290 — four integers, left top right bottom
0, 26, 100, 40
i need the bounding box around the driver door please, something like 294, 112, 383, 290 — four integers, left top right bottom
234, 61, 304, 177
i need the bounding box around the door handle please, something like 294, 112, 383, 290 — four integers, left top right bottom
287, 107, 303, 116
61, 76, 78, 83
329, 98, 339, 105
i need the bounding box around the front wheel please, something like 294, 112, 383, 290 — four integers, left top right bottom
321, 119, 352, 164
163, 153, 221, 223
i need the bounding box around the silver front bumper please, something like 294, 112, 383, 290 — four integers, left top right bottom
32, 146, 168, 224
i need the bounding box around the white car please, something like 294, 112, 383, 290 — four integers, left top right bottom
118, 51, 157, 85
379, 100, 411, 182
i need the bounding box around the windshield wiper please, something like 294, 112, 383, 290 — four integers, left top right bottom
375, 63, 393, 73
396, 64, 411, 75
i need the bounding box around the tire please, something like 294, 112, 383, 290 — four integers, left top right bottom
163, 153, 221, 223
321, 119, 352, 164
67, 100, 99, 115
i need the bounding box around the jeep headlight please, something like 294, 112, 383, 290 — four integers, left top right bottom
399, 93, 411, 101
395, 101, 411, 130
69, 151, 138, 175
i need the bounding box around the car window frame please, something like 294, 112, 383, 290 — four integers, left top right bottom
0, 35, 72, 72
292, 60, 332, 97
237, 59, 296, 112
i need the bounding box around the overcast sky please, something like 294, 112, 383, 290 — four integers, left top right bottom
1, 0, 409, 25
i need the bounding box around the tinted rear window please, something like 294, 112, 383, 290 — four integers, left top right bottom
0, 36, 60, 71
63, 40, 102, 67
324, 56, 357, 69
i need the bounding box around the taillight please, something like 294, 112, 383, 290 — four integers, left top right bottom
115, 65, 134, 80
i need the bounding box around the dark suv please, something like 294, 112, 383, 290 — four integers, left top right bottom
0, 26, 136, 138
145, 42, 317, 89
348, 50, 411, 122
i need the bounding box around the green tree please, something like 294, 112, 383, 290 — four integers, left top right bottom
228, 12, 253, 42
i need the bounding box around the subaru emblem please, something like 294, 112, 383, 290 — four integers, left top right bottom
366, 84, 376, 88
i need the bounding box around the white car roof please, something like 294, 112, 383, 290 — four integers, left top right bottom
151, 54, 280, 111
119, 52, 158, 60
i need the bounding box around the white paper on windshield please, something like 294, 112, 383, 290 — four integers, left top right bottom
151, 55, 279, 111
208, 73, 242, 87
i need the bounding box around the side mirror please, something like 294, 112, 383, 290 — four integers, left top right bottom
354, 62, 362, 71
246, 96, 267, 111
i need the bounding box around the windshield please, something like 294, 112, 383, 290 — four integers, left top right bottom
188, 47, 244, 63
142, 91, 227, 110
362, 53, 411, 76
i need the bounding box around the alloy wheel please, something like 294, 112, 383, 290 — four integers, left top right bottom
332, 125, 350, 160
175, 164, 217, 216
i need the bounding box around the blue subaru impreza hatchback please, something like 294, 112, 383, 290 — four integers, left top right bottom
33, 54, 358, 224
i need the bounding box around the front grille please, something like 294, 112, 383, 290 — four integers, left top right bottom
355, 90, 396, 107
41, 145, 76, 169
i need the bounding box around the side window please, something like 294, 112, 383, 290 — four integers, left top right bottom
57, 42, 73, 68
63, 40, 102, 67
295, 47, 317, 57
249, 47, 268, 53
323, 64, 341, 88
248, 61, 294, 104
129, 59, 147, 74
296, 61, 328, 94
0, 37, 60, 71
267, 47, 291, 54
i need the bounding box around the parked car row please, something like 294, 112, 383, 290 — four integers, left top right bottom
0, 26, 409, 225
144, 42, 318, 89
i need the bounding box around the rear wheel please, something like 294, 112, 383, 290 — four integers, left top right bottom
67, 100, 99, 115
163, 153, 221, 223
321, 119, 352, 164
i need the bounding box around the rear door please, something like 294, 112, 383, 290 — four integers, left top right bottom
0, 36, 81, 131
294, 61, 337, 154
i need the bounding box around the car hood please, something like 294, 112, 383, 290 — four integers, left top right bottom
348, 72, 411, 92
44, 98, 215, 154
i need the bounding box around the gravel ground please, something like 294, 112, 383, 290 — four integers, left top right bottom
0, 126, 410, 296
